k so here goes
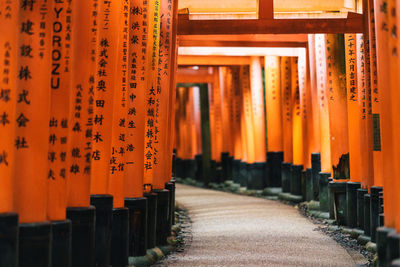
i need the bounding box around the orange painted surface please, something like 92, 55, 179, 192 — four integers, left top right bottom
325, 34, 349, 180
220, 67, 233, 155
356, 34, 374, 189
314, 34, 332, 174
125, 0, 149, 198
0, 1, 18, 213
250, 57, 266, 163
368, 1, 383, 187
232, 67, 243, 160
153, 0, 175, 189
387, 0, 400, 232
291, 57, 304, 166
14, 0, 52, 223
47, 0, 73, 221
298, 52, 309, 168
306, 35, 321, 156
280, 57, 293, 163
108, 0, 128, 208
210, 67, 223, 162
241, 65, 255, 164
90, 0, 120, 195
193, 86, 202, 155
265, 56, 283, 152
344, 34, 361, 183
143, 0, 161, 192
374, 0, 395, 228
67, 0, 97, 207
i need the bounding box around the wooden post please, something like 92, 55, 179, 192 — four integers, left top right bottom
315, 34, 332, 174
291, 57, 304, 167
280, 57, 293, 164
344, 34, 362, 183
199, 83, 212, 186
325, 34, 350, 180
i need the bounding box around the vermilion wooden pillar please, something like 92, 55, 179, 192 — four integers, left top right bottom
291, 57, 304, 168
314, 34, 332, 174
47, 1, 73, 266
325, 34, 350, 180
344, 34, 361, 183
0, 2, 19, 266
374, 0, 395, 231
66, 1, 98, 266
231, 67, 243, 184
15, 1, 53, 266
264, 56, 284, 187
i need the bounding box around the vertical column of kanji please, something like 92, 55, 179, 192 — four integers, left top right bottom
125, 0, 148, 199
248, 56, 266, 190
219, 67, 231, 182
265, 56, 283, 188
314, 34, 331, 212
325, 34, 350, 181
369, 0, 383, 188
374, 0, 396, 233
15, 0, 53, 266
143, 0, 160, 193
239, 66, 250, 186
344, 34, 361, 183
290, 57, 303, 197
208, 71, 217, 164
280, 57, 293, 193
0, 2, 19, 267
124, 0, 149, 257
47, 0, 73, 265
108, 0, 128, 209
109, 1, 130, 266
90, 0, 120, 266
66, 0, 97, 266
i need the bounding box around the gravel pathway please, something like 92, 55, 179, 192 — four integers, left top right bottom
161, 184, 366, 267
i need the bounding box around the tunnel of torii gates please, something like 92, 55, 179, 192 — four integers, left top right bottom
1, 0, 400, 266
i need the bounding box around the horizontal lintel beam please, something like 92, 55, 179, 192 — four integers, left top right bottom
178, 14, 363, 35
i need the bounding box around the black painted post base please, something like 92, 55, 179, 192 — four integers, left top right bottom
357, 189, 368, 230
0, 213, 18, 267
364, 194, 371, 237
51, 220, 71, 267
90, 194, 113, 267
266, 151, 283, 187
371, 186, 383, 243
221, 152, 230, 182
281, 162, 292, 193
228, 156, 234, 181
194, 155, 202, 181
387, 231, 400, 265
311, 153, 321, 201
247, 162, 267, 190
124, 197, 148, 257
328, 182, 347, 225
305, 168, 313, 201
186, 159, 196, 180
239, 161, 248, 187
290, 164, 303, 197
376, 227, 392, 267
154, 189, 170, 246
143, 192, 158, 249
210, 160, 217, 184
111, 208, 129, 267
175, 158, 183, 178
232, 159, 241, 184
319, 172, 331, 212
301, 171, 313, 201
19, 221, 51, 267
165, 181, 176, 231
66, 206, 95, 267
346, 182, 361, 228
